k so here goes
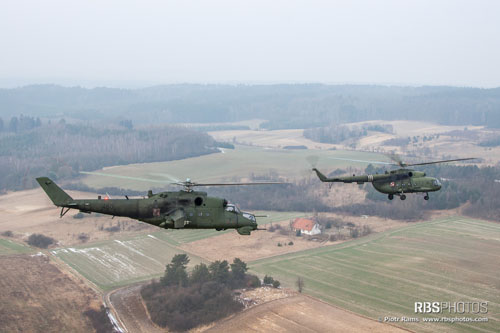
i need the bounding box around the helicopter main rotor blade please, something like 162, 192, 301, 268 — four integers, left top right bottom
326, 157, 394, 165
405, 158, 476, 167
80, 171, 168, 184
189, 182, 289, 187
81, 171, 289, 188
148, 173, 181, 182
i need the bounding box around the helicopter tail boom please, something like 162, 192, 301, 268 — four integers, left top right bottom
36, 177, 74, 207
312, 168, 330, 182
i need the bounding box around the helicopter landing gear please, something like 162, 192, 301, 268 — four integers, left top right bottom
388, 194, 394, 200
424, 193, 429, 200
400, 194, 406, 200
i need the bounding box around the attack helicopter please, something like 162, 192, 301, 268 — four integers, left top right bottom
312, 156, 475, 201
36, 175, 286, 235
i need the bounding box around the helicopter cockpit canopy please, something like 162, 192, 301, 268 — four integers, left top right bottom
225, 204, 241, 213
433, 179, 441, 186
242, 212, 256, 222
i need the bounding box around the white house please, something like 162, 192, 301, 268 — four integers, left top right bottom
292, 218, 321, 236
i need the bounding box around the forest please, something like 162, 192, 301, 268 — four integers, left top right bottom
1, 84, 500, 127
141, 255, 265, 331
303, 123, 393, 144
0, 117, 218, 191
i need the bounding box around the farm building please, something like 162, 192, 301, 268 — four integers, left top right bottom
292, 218, 321, 236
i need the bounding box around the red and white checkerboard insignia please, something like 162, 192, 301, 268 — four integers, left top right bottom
390, 182, 395, 187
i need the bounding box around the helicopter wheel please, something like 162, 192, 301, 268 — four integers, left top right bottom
424, 194, 429, 200
400, 194, 406, 200
388, 194, 394, 200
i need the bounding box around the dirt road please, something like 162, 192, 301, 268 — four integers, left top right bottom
106, 283, 408, 333
107, 283, 165, 333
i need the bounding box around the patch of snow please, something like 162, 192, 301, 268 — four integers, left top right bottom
105, 307, 125, 333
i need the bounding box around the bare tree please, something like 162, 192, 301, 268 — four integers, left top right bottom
296, 276, 304, 293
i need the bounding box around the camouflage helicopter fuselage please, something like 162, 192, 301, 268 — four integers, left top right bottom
36, 177, 258, 235
313, 168, 441, 200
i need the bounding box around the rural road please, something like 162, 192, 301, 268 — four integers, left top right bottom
105, 283, 165, 333
105, 284, 409, 333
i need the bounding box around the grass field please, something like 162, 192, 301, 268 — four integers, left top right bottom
250, 216, 500, 333
51, 232, 204, 291
80, 146, 388, 191
50, 210, 309, 290
0, 238, 31, 255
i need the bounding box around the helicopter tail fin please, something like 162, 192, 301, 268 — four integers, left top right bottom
36, 177, 73, 206
312, 168, 329, 182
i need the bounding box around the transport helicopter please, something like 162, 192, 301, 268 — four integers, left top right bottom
36, 175, 286, 235
312, 156, 475, 201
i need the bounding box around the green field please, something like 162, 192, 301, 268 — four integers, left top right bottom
81, 146, 388, 191
51, 210, 307, 289
250, 217, 500, 333
0, 238, 31, 255
51, 232, 204, 291
157, 210, 309, 245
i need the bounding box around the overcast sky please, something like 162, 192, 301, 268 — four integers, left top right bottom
1, 0, 499, 88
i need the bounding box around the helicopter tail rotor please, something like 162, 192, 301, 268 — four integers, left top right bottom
306, 155, 319, 168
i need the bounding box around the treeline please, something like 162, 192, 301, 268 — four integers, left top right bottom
209, 175, 425, 220
209, 176, 333, 212
209, 165, 500, 222
141, 255, 261, 331
304, 123, 394, 144
0, 122, 217, 191
2, 84, 500, 127
0, 115, 41, 132
303, 125, 367, 144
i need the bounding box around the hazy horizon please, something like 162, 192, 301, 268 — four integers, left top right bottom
2, 0, 500, 89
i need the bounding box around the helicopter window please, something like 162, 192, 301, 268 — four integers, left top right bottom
194, 197, 203, 206
225, 205, 235, 212
243, 213, 256, 222
433, 179, 441, 186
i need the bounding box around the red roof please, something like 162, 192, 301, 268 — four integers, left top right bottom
292, 218, 315, 231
